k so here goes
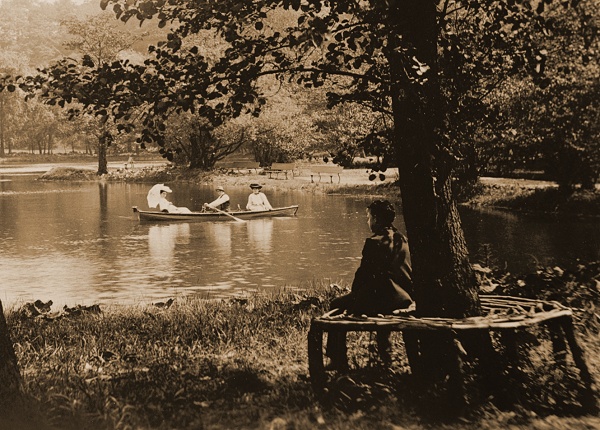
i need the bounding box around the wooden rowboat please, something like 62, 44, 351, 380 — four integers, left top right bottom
133, 205, 299, 222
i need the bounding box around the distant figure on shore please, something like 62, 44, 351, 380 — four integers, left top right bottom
204, 186, 231, 212
147, 184, 192, 214
246, 183, 273, 211
126, 156, 134, 170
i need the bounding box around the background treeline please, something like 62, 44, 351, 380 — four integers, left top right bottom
0, 0, 598, 191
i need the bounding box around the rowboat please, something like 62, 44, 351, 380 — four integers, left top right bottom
133, 205, 299, 222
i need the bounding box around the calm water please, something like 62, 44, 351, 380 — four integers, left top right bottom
1, 169, 598, 309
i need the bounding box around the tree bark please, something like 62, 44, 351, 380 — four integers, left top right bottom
386, 1, 481, 413
0, 300, 21, 407
389, 0, 480, 319
97, 130, 110, 175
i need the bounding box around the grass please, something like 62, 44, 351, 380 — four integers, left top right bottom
3, 267, 600, 430
465, 185, 600, 217
5, 287, 333, 430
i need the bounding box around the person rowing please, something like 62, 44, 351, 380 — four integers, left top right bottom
203, 186, 231, 212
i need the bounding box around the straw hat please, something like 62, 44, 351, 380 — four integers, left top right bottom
216, 186, 225, 192
249, 183, 262, 189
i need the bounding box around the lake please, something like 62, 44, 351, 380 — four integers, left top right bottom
1, 167, 598, 309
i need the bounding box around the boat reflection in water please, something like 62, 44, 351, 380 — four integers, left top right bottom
246, 219, 273, 254
209, 223, 233, 257
148, 223, 191, 264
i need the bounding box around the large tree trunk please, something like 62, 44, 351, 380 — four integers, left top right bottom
387, 1, 482, 414
0, 300, 21, 406
390, 0, 480, 319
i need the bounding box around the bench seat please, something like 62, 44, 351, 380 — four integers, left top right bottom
264, 162, 295, 179
310, 165, 343, 183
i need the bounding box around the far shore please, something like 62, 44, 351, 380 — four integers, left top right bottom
34, 161, 600, 217
1, 152, 597, 216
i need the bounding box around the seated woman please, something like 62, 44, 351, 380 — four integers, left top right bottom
326, 199, 413, 370
246, 183, 273, 211
158, 189, 192, 214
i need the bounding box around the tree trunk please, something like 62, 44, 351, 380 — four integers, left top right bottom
390, 0, 480, 319
0, 96, 5, 158
0, 300, 21, 407
188, 133, 205, 169
387, 1, 481, 414
97, 131, 110, 175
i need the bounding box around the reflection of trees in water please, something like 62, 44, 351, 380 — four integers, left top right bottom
148, 223, 191, 264
246, 219, 273, 253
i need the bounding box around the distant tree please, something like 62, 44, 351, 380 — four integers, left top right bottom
60, 11, 139, 174
164, 112, 249, 169
243, 84, 319, 164
0, 0, 67, 68
0, 86, 19, 157
61, 13, 136, 66
483, 0, 600, 191
314, 103, 389, 168
0, 51, 28, 157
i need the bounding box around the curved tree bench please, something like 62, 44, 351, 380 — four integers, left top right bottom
308, 295, 596, 410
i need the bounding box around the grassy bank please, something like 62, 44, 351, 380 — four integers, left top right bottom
464, 184, 600, 217
3, 262, 600, 430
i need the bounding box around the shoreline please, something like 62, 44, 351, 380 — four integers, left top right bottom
37, 164, 600, 216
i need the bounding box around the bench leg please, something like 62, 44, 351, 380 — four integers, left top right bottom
559, 316, 597, 412
546, 318, 568, 367
308, 324, 326, 396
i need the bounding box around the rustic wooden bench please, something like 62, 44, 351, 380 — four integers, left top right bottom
308, 295, 596, 409
264, 162, 295, 179
310, 165, 343, 183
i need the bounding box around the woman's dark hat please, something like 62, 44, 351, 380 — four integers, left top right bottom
250, 183, 262, 189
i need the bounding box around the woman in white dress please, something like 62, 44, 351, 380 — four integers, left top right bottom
246, 183, 273, 211
158, 189, 192, 213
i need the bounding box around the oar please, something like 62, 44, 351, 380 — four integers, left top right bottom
210, 206, 246, 223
